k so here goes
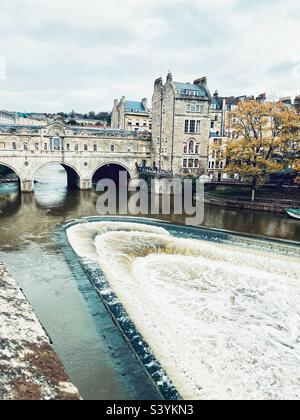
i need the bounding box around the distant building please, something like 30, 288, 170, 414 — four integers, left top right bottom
151, 73, 211, 175
0, 110, 47, 126
208, 92, 227, 181
0, 110, 15, 125
111, 97, 151, 132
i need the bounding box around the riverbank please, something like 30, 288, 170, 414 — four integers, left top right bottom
204, 195, 300, 213
0, 262, 81, 400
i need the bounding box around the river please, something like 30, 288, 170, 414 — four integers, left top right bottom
0, 164, 299, 400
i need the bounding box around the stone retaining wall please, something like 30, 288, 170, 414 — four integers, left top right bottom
0, 262, 81, 400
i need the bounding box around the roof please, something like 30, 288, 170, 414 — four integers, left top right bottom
174, 82, 208, 97
125, 101, 148, 113
211, 96, 223, 110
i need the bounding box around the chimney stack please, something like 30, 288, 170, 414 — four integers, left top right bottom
142, 98, 148, 111
256, 93, 267, 102
166, 72, 173, 83
154, 77, 163, 88
194, 76, 208, 88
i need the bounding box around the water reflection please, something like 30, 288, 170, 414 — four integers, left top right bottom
0, 165, 299, 244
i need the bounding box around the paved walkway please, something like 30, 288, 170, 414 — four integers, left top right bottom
0, 262, 81, 400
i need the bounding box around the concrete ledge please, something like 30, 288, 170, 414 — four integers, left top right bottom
0, 262, 81, 400
204, 197, 295, 213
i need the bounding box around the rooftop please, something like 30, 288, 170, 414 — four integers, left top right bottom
174, 82, 209, 98
125, 101, 149, 114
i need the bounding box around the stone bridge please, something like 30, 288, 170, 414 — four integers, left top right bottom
0, 123, 152, 192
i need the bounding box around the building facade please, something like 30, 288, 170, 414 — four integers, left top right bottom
111, 97, 151, 132
152, 73, 211, 176
0, 110, 47, 126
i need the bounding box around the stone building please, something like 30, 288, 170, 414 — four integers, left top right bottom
0, 110, 47, 126
208, 92, 228, 181
151, 73, 211, 176
111, 97, 151, 132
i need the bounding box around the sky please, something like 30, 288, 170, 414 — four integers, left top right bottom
0, 0, 299, 113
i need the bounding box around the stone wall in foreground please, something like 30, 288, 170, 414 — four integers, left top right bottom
0, 262, 81, 400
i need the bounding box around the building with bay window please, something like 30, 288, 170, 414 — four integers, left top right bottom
151, 73, 211, 175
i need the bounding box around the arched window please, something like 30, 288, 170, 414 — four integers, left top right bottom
188, 139, 196, 154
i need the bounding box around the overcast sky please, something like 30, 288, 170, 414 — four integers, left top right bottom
0, 0, 299, 113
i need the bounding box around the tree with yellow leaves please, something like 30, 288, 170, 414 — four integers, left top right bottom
225, 100, 300, 201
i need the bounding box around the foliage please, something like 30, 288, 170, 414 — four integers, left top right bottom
224, 100, 300, 197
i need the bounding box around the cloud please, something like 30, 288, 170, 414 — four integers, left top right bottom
0, 0, 299, 112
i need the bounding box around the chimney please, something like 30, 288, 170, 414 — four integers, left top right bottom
194, 76, 208, 88
154, 77, 163, 87
256, 93, 267, 103
166, 72, 173, 83
142, 98, 148, 111
214, 90, 219, 98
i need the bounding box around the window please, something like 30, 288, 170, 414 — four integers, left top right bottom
66, 144, 70, 151
111, 145, 115, 152
188, 159, 194, 168
188, 139, 196, 154
211, 121, 215, 129
195, 145, 199, 154
189, 120, 196, 133
84, 144, 88, 151
44, 143, 48, 150
183, 145, 187, 154
93, 144, 97, 152
187, 103, 202, 113
194, 159, 199, 168
185, 120, 189, 133
75, 144, 79, 151
185, 120, 201, 134
35, 143, 39, 150
12, 142, 17, 150
24, 143, 28, 151
183, 159, 188, 168
215, 116, 218, 121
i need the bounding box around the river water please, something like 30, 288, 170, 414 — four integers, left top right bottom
0, 164, 300, 400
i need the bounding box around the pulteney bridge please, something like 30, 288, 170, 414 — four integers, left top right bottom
0, 123, 151, 192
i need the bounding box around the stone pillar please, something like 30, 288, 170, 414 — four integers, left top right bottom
79, 179, 92, 191
20, 179, 34, 193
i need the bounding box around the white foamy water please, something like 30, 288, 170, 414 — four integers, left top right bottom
67, 221, 300, 400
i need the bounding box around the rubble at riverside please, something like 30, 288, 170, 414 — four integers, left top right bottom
0, 262, 81, 400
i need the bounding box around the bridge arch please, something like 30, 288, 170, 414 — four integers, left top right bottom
0, 161, 23, 186
33, 162, 82, 190
91, 162, 133, 187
